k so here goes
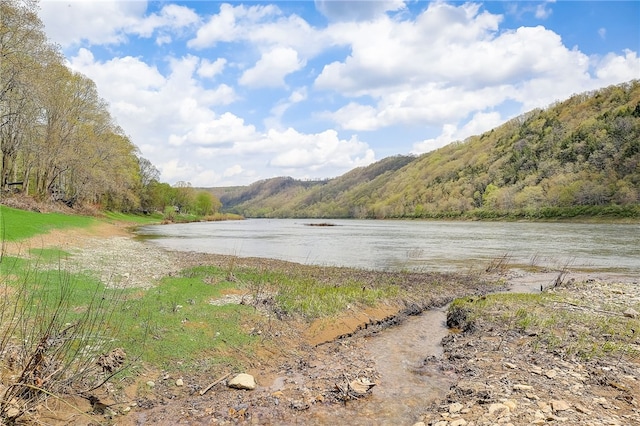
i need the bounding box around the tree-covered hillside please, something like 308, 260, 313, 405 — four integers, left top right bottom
221, 81, 640, 219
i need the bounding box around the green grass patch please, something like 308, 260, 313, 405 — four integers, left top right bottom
103, 211, 164, 224
0, 205, 96, 241
112, 266, 260, 370
450, 289, 640, 361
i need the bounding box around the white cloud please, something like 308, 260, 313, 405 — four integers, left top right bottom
224, 165, 244, 178
315, 3, 605, 131
40, 1, 199, 47
598, 27, 607, 40
265, 87, 308, 130
40, 0, 146, 46
594, 50, 640, 83
412, 111, 505, 154
197, 58, 227, 79
315, 0, 406, 22
239, 47, 306, 88
535, 1, 555, 20
266, 129, 375, 173
188, 3, 280, 48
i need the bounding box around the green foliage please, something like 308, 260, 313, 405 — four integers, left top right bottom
0, 205, 95, 241
221, 82, 640, 220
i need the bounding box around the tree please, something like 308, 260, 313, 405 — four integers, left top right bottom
194, 191, 220, 216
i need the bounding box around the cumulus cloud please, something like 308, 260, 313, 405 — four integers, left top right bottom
594, 50, 640, 84
188, 3, 280, 48
412, 111, 505, 154
266, 129, 375, 173
315, 2, 600, 131
197, 58, 227, 79
314, 0, 406, 22
239, 47, 306, 88
40, 0, 146, 46
40, 1, 198, 47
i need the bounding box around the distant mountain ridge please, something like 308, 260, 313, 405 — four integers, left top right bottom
214, 81, 640, 219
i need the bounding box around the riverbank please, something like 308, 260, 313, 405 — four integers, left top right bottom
5, 222, 640, 425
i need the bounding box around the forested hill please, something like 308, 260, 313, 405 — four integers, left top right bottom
220, 81, 640, 219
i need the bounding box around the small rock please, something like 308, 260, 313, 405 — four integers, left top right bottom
504, 362, 517, 369
575, 404, 591, 414
488, 403, 510, 416
551, 400, 571, 412
450, 419, 467, 426
412, 422, 426, 426
349, 377, 376, 395
449, 402, 464, 414
175, 378, 184, 387
623, 308, 638, 318
228, 373, 256, 390
545, 369, 558, 379
503, 399, 517, 411
146, 381, 155, 388
513, 384, 533, 391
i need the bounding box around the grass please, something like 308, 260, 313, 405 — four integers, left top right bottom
102, 211, 164, 224
450, 287, 640, 361
0, 205, 96, 241
113, 266, 261, 370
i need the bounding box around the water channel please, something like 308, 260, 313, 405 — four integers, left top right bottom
137, 219, 639, 424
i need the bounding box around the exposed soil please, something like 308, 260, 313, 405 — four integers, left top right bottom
6, 221, 640, 425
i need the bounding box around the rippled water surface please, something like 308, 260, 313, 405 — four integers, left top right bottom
137, 219, 640, 273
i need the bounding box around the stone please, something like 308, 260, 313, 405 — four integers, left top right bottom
449, 402, 464, 414
146, 381, 155, 388
450, 419, 467, 426
513, 384, 533, 391
228, 373, 256, 390
504, 362, 517, 369
551, 400, 571, 412
488, 403, 510, 416
175, 378, 184, 387
412, 423, 426, 426
575, 404, 591, 414
349, 377, 376, 394
503, 399, 517, 411
623, 308, 638, 318
545, 369, 558, 379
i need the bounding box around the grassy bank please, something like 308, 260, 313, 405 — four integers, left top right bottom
448, 282, 640, 361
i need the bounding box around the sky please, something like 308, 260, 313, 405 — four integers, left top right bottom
38, 0, 640, 187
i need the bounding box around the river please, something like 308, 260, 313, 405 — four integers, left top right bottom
137, 219, 640, 274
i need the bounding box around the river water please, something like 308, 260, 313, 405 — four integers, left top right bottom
137, 219, 640, 274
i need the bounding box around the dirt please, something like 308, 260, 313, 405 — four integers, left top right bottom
6, 221, 640, 425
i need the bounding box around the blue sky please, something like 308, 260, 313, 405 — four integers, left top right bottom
39, 1, 640, 187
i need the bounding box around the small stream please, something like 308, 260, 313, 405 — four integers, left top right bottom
306, 280, 542, 425
307, 308, 453, 425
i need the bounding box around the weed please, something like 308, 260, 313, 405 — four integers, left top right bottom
0, 256, 133, 423
485, 253, 511, 273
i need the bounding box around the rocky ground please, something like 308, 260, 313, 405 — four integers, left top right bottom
6, 221, 640, 425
